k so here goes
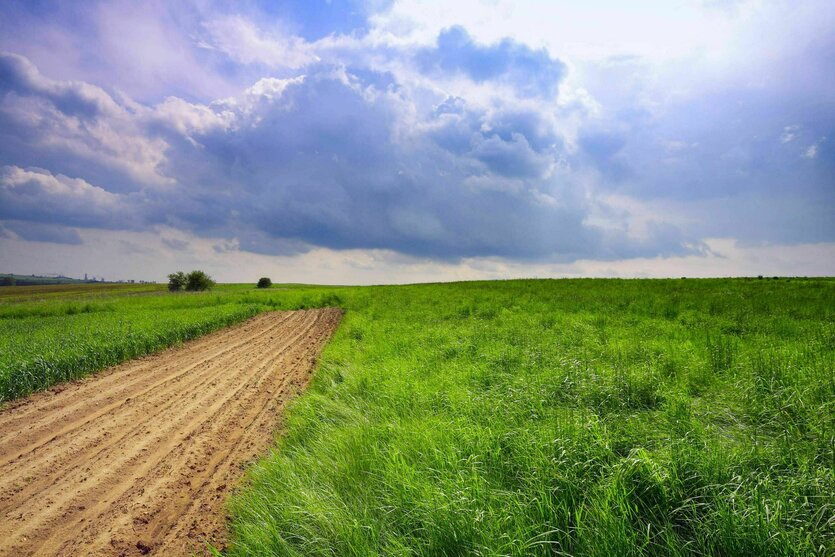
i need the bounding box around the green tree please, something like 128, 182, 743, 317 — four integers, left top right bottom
185, 270, 215, 291
257, 277, 272, 289
167, 271, 186, 292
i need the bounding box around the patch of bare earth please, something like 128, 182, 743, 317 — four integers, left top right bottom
0, 308, 342, 556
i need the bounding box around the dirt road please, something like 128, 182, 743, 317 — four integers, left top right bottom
0, 308, 342, 556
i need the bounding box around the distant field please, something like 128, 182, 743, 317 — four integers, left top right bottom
0, 282, 163, 302
1, 279, 833, 555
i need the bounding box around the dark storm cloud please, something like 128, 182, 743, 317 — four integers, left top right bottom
161, 71, 543, 256
0, 50, 719, 261
150, 67, 698, 261
425, 100, 557, 179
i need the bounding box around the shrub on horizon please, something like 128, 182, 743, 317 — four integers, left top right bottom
168, 271, 186, 292
257, 277, 272, 289
168, 270, 215, 292
185, 270, 215, 291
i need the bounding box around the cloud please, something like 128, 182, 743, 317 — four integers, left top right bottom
780, 124, 800, 144
0, 52, 172, 190
0, 52, 120, 119
201, 15, 318, 69
0, 50, 700, 260
153, 63, 700, 261
470, 133, 551, 179
0, 166, 136, 229
161, 237, 189, 251
577, 129, 629, 181
416, 26, 566, 98
1, 221, 83, 245
803, 139, 824, 160
0, 2, 247, 104
0, 0, 832, 277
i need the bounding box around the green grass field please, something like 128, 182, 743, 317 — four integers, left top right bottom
1, 279, 833, 555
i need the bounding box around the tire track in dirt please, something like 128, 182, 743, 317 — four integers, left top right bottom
0, 308, 342, 556
0, 313, 314, 525
0, 311, 297, 450
0, 312, 306, 487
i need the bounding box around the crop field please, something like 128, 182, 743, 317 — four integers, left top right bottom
0, 282, 164, 302
0, 278, 833, 556
0, 290, 259, 401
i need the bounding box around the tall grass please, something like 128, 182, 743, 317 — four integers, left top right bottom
223, 279, 834, 556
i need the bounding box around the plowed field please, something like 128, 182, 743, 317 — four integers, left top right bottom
0, 308, 342, 556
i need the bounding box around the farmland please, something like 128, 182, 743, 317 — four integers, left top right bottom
1, 279, 833, 555
0, 309, 341, 555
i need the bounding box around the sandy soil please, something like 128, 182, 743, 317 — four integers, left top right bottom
0, 308, 342, 556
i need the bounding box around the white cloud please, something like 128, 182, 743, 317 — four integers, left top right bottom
781, 124, 799, 143
0, 52, 173, 189
369, 0, 739, 61
150, 97, 234, 136
202, 15, 319, 69
802, 138, 825, 160
0, 166, 134, 227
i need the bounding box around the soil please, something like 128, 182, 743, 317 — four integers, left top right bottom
0, 308, 342, 556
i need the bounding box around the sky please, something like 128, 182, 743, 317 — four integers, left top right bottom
0, 0, 833, 283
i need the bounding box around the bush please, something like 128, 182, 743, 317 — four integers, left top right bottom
257, 277, 272, 289
185, 270, 215, 291
168, 270, 215, 292
168, 271, 186, 292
